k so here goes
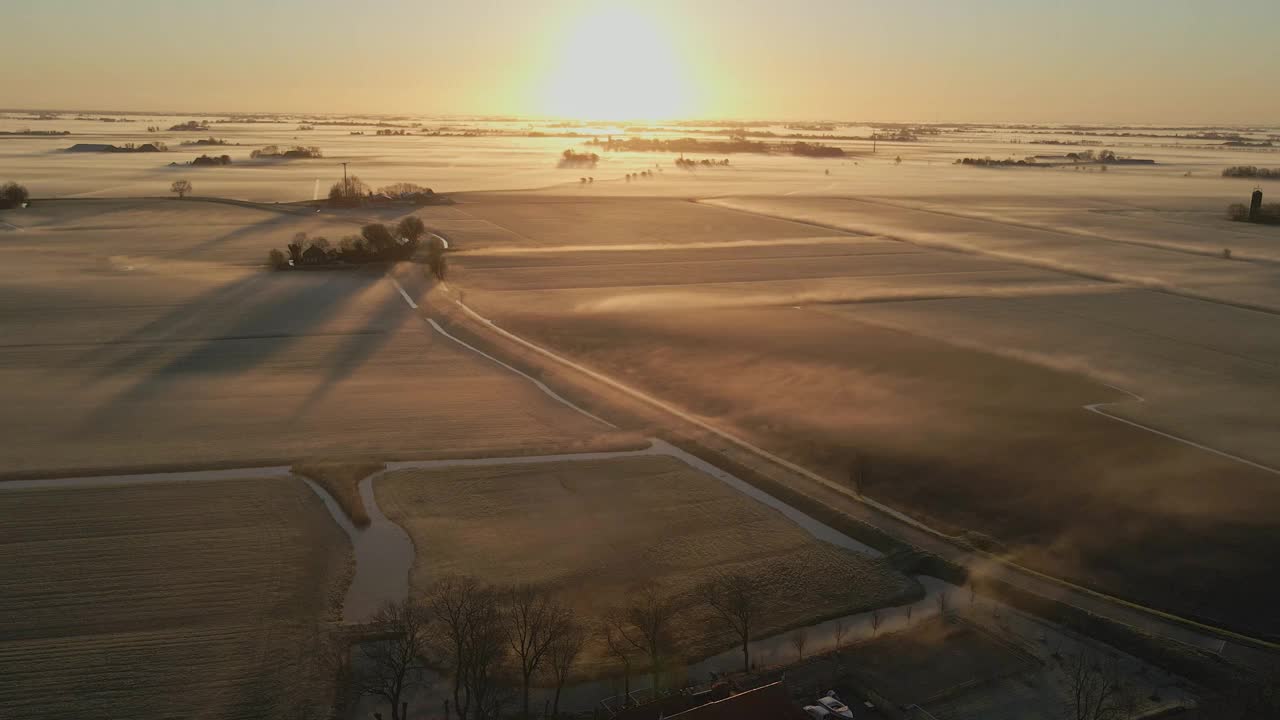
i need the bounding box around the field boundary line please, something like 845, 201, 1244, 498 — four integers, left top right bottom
696, 198, 1280, 318
389, 277, 419, 308
392, 275, 615, 429
442, 290, 1280, 653
814, 194, 1280, 267
386, 271, 611, 425
1085, 383, 1280, 476
424, 316, 616, 428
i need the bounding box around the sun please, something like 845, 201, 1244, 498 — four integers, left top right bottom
543, 5, 692, 121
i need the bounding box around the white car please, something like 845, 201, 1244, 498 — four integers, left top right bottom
817, 695, 854, 719
803, 705, 832, 720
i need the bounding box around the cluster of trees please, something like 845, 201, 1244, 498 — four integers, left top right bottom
588, 136, 769, 154
586, 136, 843, 158
329, 175, 369, 204
378, 182, 436, 197
182, 136, 232, 146
675, 157, 730, 168
870, 129, 920, 142
268, 217, 445, 272
1228, 202, 1280, 225
250, 145, 323, 159
1222, 166, 1280, 179
0, 181, 30, 209
788, 142, 844, 158
955, 156, 1039, 167
377, 128, 410, 136
625, 170, 654, 182
0, 129, 70, 136
557, 150, 599, 168
328, 177, 440, 206
168, 120, 210, 131
189, 154, 232, 166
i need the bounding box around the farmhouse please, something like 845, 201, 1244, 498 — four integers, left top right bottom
301, 244, 330, 265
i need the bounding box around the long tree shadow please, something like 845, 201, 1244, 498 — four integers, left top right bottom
76, 273, 269, 382
180, 211, 308, 258
70, 270, 387, 439
289, 278, 416, 418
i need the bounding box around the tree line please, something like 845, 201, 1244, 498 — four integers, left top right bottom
350, 570, 786, 720
1222, 166, 1280, 179
268, 216, 447, 276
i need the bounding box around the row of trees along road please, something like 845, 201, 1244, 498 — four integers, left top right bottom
346, 571, 776, 720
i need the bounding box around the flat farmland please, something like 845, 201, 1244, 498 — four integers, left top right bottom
0, 478, 350, 719
704, 195, 1280, 312
375, 455, 920, 670
0, 200, 611, 474
442, 194, 839, 249
842, 289, 1280, 468
444, 194, 1280, 638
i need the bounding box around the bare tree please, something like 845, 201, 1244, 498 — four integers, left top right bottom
601, 621, 634, 701
833, 620, 848, 650
503, 584, 570, 720
870, 610, 882, 637
287, 231, 308, 264
545, 618, 587, 718
289, 623, 354, 719
351, 599, 430, 720
936, 591, 950, 616
607, 583, 678, 693
170, 179, 192, 199
790, 628, 808, 661
328, 174, 368, 204
698, 571, 763, 672
428, 575, 506, 720
906, 604, 914, 626
1063, 650, 1127, 720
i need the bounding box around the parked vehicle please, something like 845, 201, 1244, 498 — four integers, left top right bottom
816, 695, 854, 719
803, 704, 832, 720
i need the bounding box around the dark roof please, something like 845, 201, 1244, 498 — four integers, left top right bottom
66, 143, 117, 152
667, 682, 807, 720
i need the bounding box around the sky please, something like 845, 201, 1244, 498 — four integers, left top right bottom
3, 0, 1278, 124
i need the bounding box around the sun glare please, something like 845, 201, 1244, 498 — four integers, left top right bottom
543, 5, 692, 121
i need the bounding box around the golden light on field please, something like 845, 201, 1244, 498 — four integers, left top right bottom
542, 4, 692, 121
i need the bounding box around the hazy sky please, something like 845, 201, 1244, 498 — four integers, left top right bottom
4, 0, 1278, 124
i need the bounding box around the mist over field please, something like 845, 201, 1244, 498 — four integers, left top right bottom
6, 0, 1280, 716
4, 106, 1280, 719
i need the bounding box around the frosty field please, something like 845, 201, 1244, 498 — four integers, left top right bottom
374, 454, 920, 671
0, 478, 350, 719
3, 111, 1280, 688
441, 187, 1280, 638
